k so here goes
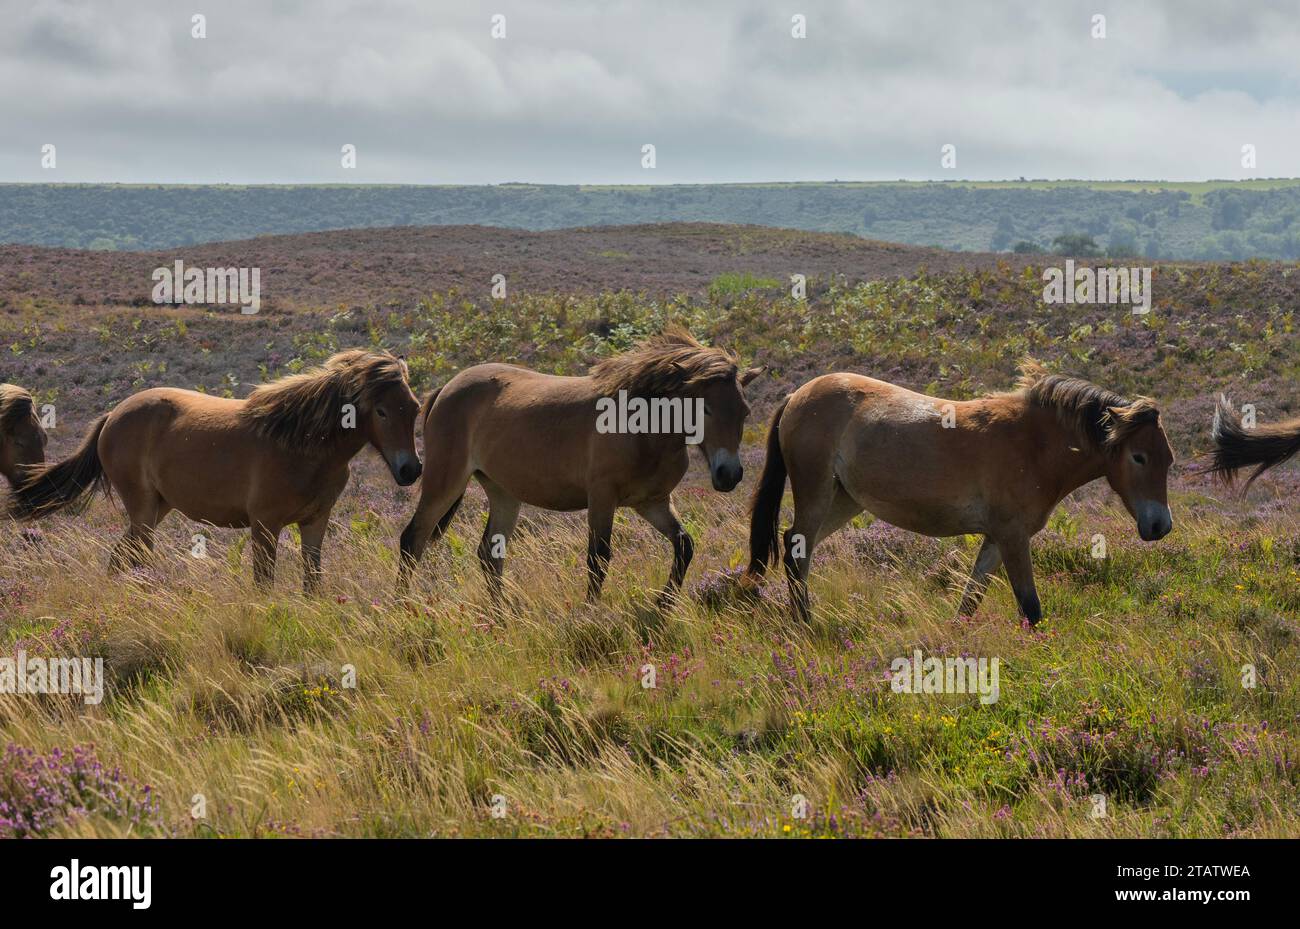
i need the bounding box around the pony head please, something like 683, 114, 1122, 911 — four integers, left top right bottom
0, 384, 47, 486
696, 367, 763, 491
356, 354, 423, 486
1019, 361, 1173, 542
591, 326, 762, 492
1100, 398, 1174, 541
243, 350, 422, 486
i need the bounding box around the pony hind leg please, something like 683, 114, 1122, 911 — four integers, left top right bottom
475, 478, 521, 605
956, 537, 1002, 620
108, 490, 171, 574
781, 472, 840, 624
397, 466, 471, 592
780, 472, 863, 623
634, 498, 694, 609
397, 492, 464, 591
815, 485, 864, 548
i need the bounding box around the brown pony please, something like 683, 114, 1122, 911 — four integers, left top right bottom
1209, 395, 1300, 488
8, 350, 421, 591
0, 384, 47, 486
398, 326, 762, 603
747, 361, 1174, 625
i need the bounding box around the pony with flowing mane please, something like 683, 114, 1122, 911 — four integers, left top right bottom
398, 326, 762, 604
0, 383, 46, 487
747, 360, 1174, 625
8, 350, 421, 591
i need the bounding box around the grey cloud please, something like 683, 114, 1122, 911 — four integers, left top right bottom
2, 0, 1298, 183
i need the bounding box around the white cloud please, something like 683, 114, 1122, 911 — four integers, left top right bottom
2, 0, 1299, 182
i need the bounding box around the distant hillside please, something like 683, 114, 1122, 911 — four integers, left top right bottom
4, 180, 1300, 260
0, 223, 1027, 309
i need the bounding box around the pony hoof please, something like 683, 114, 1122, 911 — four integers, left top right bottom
734, 575, 764, 603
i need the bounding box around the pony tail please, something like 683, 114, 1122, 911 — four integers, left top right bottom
747, 397, 790, 577
7, 414, 110, 520
1210, 395, 1300, 489
418, 386, 442, 428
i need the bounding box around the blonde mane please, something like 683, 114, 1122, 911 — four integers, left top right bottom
1015, 359, 1160, 451
590, 325, 738, 398
241, 350, 409, 449
0, 383, 35, 433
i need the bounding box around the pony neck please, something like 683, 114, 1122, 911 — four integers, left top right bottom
1025, 403, 1110, 500
298, 427, 369, 466
339, 429, 371, 462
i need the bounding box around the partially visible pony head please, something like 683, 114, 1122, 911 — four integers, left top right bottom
242, 350, 415, 453
591, 325, 752, 398
0, 384, 35, 430
0, 383, 47, 485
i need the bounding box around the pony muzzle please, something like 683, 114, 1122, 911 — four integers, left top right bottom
390, 452, 422, 486
709, 449, 743, 492
1136, 501, 1172, 541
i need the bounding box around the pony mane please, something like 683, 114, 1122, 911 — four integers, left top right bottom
0, 384, 35, 432
241, 350, 409, 450
590, 325, 738, 398
1014, 359, 1160, 451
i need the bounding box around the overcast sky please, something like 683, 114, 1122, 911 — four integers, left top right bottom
3, 0, 1299, 184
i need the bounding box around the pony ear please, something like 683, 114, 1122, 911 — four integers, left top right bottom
740, 366, 765, 386
1103, 401, 1159, 445
1109, 401, 1159, 424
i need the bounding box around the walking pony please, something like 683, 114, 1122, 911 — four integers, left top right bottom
8, 350, 421, 592
747, 361, 1174, 625
398, 326, 762, 604
1209, 395, 1300, 488
0, 384, 47, 487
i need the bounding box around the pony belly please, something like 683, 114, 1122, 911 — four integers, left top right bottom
495, 480, 588, 513
170, 500, 251, 530
851, 491, 986, 539
144, 464, 257, 528
469, 453, 591, 512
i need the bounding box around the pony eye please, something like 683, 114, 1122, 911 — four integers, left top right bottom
1131, 452, 1147, 466
376, 407, 388, 419
703, 404, 712, 416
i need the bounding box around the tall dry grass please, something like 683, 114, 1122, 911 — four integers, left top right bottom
2, 453, 1298, 838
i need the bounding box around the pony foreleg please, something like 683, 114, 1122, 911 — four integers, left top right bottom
585, 499, 616, 601
635, 500, 694, 608
956, 537, 1002, 620
996, 535, 1041, 625
300, 516, 329, 595
250, 522, 281, 591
